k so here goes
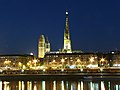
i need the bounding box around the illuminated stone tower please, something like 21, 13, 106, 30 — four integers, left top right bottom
63, 11, 72, 53
38, 35, 45, 58
45, 37, 50, 53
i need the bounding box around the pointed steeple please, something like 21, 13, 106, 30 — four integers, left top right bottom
63, 10, 72, 53
64, 10, 70, 40
45, 37, 50, 52
45, 37, 49, 43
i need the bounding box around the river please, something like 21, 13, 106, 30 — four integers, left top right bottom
1, 78, 120, 90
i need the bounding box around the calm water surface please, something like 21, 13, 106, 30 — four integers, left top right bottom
1, 79, 120, 90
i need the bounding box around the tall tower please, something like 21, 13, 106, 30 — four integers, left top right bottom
38, 35, 45, 58
63, 11, 72, 53
45, 37, 50, 53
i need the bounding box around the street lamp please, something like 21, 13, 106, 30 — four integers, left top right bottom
89, 57, 94, 63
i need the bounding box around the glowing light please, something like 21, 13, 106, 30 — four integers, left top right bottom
61, 58, 65, 63
33, 85, 37, 90
53, 81, 56, 90
0, 70, 3, 73
22, 65, 26, 69
90, 82, 94, 90
21, 69, 24, 72
66, 11, 68, 15
113, 64, 120, 67
22, 81, 24, 90
101, 81, 105, 90
111, 52, 115, 54
33, 60, 37, 63
77, 59, 80, 62
90, 57, 94, 62
53, 60, 56, 62
100, 68, 103, 72
43, 69, 46, 72
101, 58, 105, 62
61, 69, 64, 72
69, 65, 76, 69
78, 82, 80, 90
80, 68, 83, 72
30, 53, 33, 55
0, 81, 2, 90
18, 62, 22, 67
19, 81, 22, 90
81, 81, 83, 90
42, 81, 45, 90
87, 64, 98, 68
61, 81, 64, 90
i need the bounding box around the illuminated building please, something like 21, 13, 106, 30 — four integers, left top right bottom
37, 11, 120, 69
0, 54, 34, 70
44, 53, 98, 69
45, 37, 50, 53
38, 35, 45, 58
38, 35, 51, 58
62, 11, 72, 53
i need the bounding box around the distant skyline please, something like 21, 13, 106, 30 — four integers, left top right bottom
0, 0, 120, 56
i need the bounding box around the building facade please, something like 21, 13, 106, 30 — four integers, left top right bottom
37, 11, 120, 69
0, 54, 34, 70
38, 35, 50, 58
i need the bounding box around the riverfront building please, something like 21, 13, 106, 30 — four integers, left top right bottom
0, 54, 34, 70
38, 11, 120, 69
0, 11, 119, 70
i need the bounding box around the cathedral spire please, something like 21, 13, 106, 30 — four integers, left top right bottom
63, 10, 72, 53
64, 10, 70, 40
45, 37, 50, 53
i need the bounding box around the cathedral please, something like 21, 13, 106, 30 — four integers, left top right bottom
38, 35, 50, 58
38, 11, 120, 69
38, 11, 72, 58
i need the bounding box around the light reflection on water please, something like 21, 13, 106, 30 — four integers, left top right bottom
1, 80, 120, 90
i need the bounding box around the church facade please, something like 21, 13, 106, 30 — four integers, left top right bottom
38, 11, 120, 69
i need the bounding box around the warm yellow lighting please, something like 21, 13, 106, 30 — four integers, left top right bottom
80, 68, 83, 72
27, 63, 30, 66
4, 60, 11, 64
77, 59, 80, 62
18, 62, 22, 67
101, 58, 105, 62
61, 69, 64, 72
90, 57, 94, 62
29, 61, 32, 63
23, 65, 26, 69
53, 60, 56, 62
100, 68, 103, 72
61, 58, 65, 63
43, 69, 46, 72
33, 60, 37, 63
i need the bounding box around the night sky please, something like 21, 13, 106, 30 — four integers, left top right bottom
0, 0, 120, 56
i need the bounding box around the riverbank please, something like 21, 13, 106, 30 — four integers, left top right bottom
0, 72, 120, 81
